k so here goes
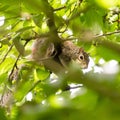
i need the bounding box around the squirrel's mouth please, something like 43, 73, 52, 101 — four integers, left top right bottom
72, 59, 88, 69
80, 63, 88, 69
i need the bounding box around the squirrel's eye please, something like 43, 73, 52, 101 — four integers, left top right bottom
79, 55, 84, 60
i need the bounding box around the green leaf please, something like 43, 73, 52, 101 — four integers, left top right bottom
22, 0, 52, 14
13, 34, 25, 56
96, 40, 120, 61
0, 0, 21, 16
0, 38, 11, 46
0, 73, 7, 84
0, 108, 7, 120
14, 81, 33, 101
35, 68, 50, 80
0, 57, 15, 74
16, 26, 35, 33
33, 14, 44, 28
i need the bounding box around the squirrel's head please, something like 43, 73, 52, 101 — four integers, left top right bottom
75, 48, 89, 69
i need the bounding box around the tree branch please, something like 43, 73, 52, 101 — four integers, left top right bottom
94, 30, 120, 38
61, 67, 120, 102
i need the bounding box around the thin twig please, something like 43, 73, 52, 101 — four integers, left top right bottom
1, 39, 31, 102
68, 0, 87, 21
28, 80, 42, 92
8, 55, 20, 82
94, 30, 120, 38
8, 39, 30, 82
0, 44, 14, 65
67, 2, 78, 19
63, 85, 82, 91
0, 16, 19, 22
54, 6, 66, 11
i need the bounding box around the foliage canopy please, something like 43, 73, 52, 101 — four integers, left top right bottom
0, 0, 120, 120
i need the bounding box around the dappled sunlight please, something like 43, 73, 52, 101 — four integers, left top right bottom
103, 60, 119, 74
0, 16, 4, 26
61, 0, 67, 4
95, 0, 119, 8
83, 58, 119, 74
26, 92, 33, 101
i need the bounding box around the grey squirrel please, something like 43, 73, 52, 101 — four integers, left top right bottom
60, 41, 89, 69
31, 37, 89, 69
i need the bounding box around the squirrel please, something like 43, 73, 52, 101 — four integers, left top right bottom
60, 41, 89, 69
31, 37, 55, 64
31, 37, 89, 69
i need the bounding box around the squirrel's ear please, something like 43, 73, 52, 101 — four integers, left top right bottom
87, 52, 90, 56
79, 48, 84, 52
46, 43, 56, 57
